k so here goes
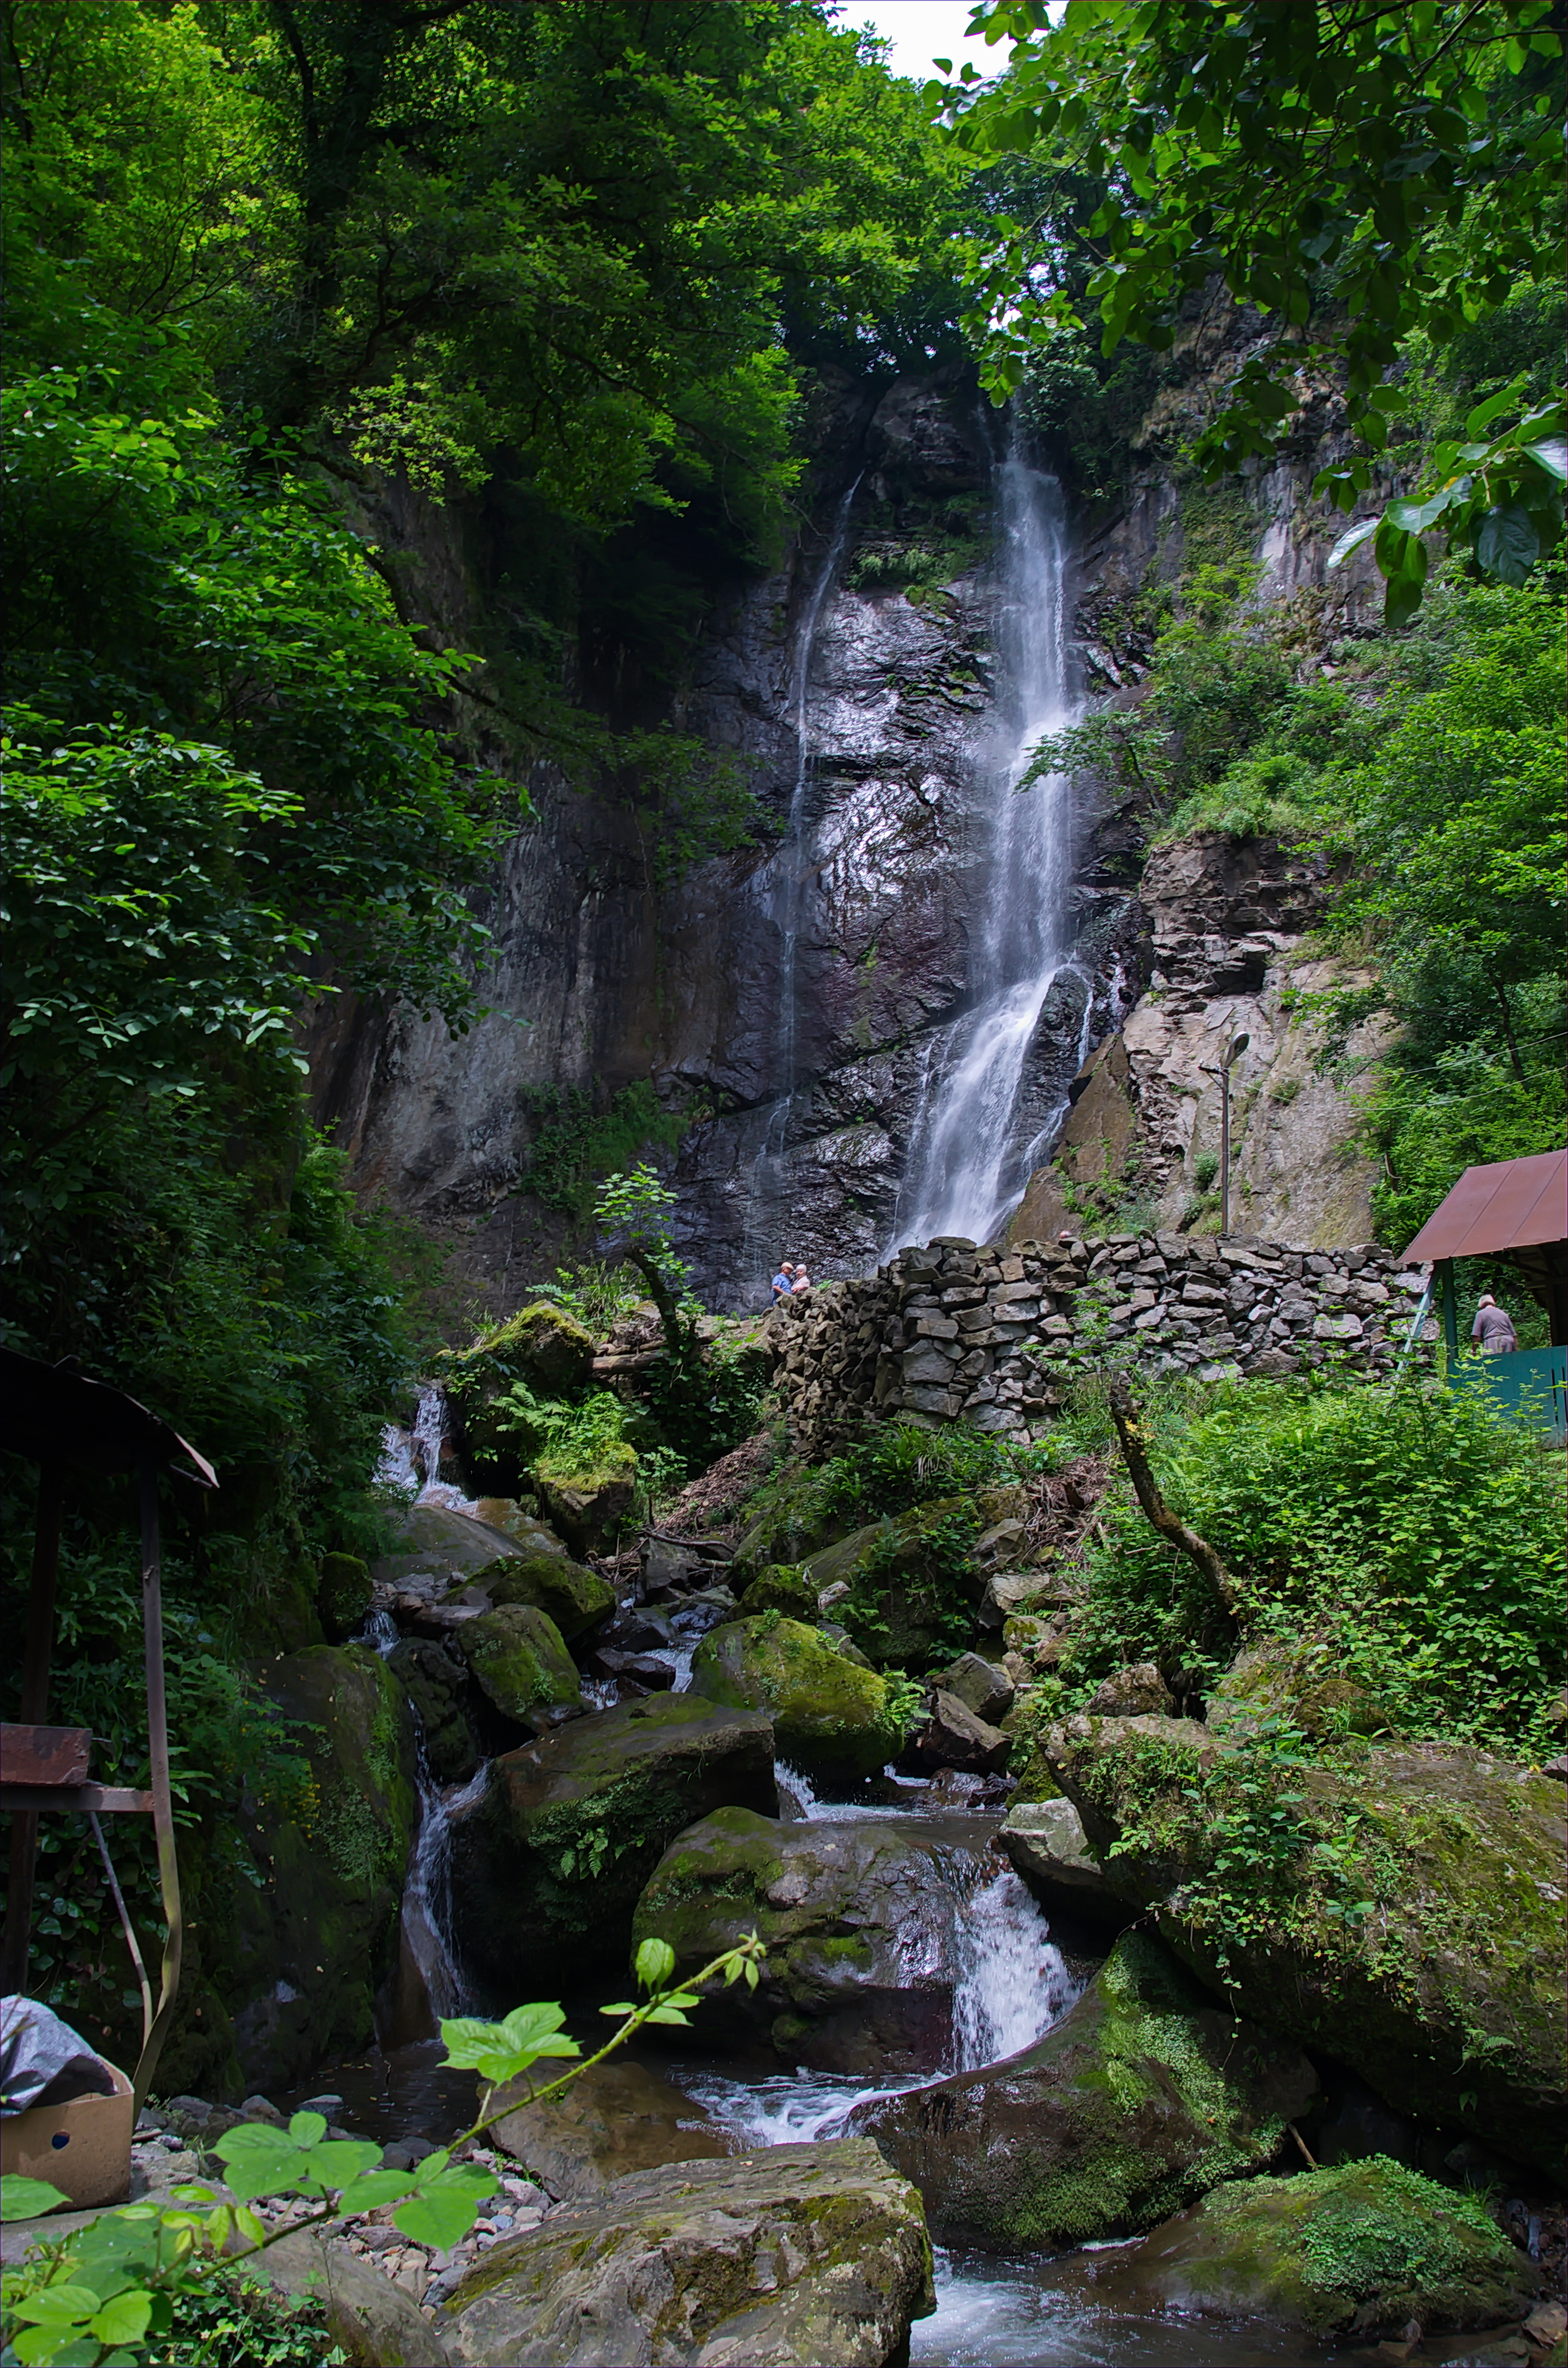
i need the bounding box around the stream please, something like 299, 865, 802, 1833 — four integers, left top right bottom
312, 1545, 1377, 2364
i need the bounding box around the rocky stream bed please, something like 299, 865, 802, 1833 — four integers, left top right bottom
102, 1433, 1560, 2368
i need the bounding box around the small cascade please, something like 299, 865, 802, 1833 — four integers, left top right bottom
361, 1608, 482, 2021
949, 1861, 1073, 2071
890, 441, 1085, 1251
376, 1383, 481, 1517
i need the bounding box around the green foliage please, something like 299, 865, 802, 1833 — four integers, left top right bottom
1066, 1376, 1565, 1750
642, 1342, 769, 1482
517, 1084, 687, 1223
751, 1417, 1040, 1544
490, 1384, 633, 1474
525, 1261, 647, 1338
0, 1939, 765, 2368
946, 0, 1564, 616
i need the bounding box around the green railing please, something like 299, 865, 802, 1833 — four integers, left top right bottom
1453, 1345, 1568, 1437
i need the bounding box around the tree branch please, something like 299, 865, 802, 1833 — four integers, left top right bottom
1106, 1376, 1239, 1619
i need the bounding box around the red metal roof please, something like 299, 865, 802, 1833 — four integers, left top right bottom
1401, 1149, 1568, 1264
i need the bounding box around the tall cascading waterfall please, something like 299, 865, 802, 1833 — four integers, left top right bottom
744, 477, 862, 1280
889, 441, 1085, 1251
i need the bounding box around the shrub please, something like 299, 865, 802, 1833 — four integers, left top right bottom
1063, 1377, 1565, 1752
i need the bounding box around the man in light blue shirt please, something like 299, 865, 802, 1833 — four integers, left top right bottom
771, 1263, 794, 1302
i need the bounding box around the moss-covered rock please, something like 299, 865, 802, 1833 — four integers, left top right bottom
374, 1503, 541, 1590
1043, 1714, 1568, 2180
1090, 2159, 1539, 2340
535, 1443, 637, 1556
161, 1646, 417, 2098
856, 1932, 1317, 2249
1207, 1634, 1389, 1744
730, 1464, 845, 1582
452, 1604, 585, 1734
439, 1305, 596, 1489
386, 1635, 482, 1781
738, 1563, 821, 1620
690, 1615, 903, 1782
439, 2139, 935, 2368
448, 1694, 777, 1993
444, 1550, 614, 1640
633, 1806, 981, 2074
801, 1499, 982, 1671
317, 1552, 372, 1642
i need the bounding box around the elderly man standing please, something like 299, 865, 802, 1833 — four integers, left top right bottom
1470, 1293, 1519, 1355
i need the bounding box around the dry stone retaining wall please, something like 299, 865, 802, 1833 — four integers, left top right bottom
770, 1232, 1424, 1457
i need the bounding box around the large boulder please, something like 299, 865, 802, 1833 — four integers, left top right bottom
374, 1504, 543, 1591
440, 1306, 596, 1489
913, 1689, 1010, 1776
489, 2059, 729, 2200
633, 1807, 985, 2073
1070, 2159, 1540, 2341
856, 1932, 1317, 2249
1043, 1714, 1568, 2179
996, 1796, 1132, 1934
248, 2226, 450, 2367
386, 1634, 482, 1781
161, 1645, 417, 2098
452, 1604, 586, 1734
536, 1443, 637, 1557
689, 1616, 903, 1783
459, 1551, 614, 1640
448, 1695, 777, 1994
438, 2139, 934, 2368
800, 1503, 983, 1671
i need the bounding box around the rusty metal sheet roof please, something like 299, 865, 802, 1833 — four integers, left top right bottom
0, 1348, 217, 1485
1401, 1149, 1568, 1264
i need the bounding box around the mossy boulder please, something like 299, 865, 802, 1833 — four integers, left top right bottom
1043, 1714, 1568, 2180
386, 1635, 481, 1781
738, 1563, 820, 1620
439, 1304, 596, 1488
800, 1499, 981, 1671
374, 1503, 541, 1590
730, 1464, 845, 1582
448, 1694, 777, 1993
452, 1604, 585, 1735
444, 1550, 614, 1640
317, 1552, 373, 1642
488, 2058, 729, 2200
536, 1442, 637, 1556
856, 1931, 1317, 2250
690, 1615, 903, 1782
177, 1646, 416, 2096
1088, 2159, 1539, 2340
439, 2139, 935, 2368
633, 1806, 979, 2074
1207, 1634, 1389, 1744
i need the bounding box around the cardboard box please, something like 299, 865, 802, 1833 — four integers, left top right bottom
1, 2059, 135, 2209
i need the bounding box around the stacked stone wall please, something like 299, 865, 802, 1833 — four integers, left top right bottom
770, 1231, 1425, 1457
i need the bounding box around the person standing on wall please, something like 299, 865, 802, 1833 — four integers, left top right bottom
1470, 1294, 1518, 1356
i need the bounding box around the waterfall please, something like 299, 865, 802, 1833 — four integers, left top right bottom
363, 1608, 482, 2020
376, 1384, 480, 1517
746, 477, 863, 1276
890, 444, 1083, 1250
949, 1862, 1074, 2070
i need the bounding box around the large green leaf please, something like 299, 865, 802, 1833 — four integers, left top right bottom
392, 2165, 498, 2252
0, 2175, 70, 2220
1475, 503, 1541, 586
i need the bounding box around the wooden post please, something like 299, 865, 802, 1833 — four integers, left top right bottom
2, 1461, 64, 1995
132, 1454, 183, 2112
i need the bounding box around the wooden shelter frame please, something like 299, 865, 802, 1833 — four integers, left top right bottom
0, 1349, 216, 2112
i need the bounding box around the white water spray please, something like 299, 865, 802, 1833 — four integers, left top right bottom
376, 1384, 480, 1517
363, 1609, 481, 2017
890, 446, 1083, 1250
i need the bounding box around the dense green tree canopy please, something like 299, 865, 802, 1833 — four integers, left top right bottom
939, 0, 1565, 614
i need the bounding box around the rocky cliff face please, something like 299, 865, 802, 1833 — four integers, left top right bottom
312, 360, 1392, 1310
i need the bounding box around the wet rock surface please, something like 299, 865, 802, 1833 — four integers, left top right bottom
633, 1806, 998, 2074
488, 2058, 730, 2200
451, 1603, 586, 1734
856, 1932, 1317, 2249
449, 1695, 778, 1996
438, 2138, 935, 2368
1067, 2160, 1542, 2341
1045, 1717, 1568, 2180
689, 1615, 901, 1782
996, 1796, 1131, 1932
